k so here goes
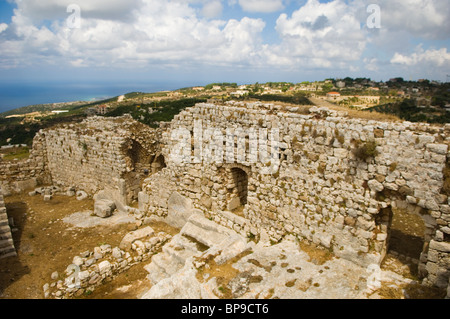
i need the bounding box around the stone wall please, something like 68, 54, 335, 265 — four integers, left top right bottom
140, 101, 450, 289
0, 187, 16, 259
40, 116, 162, 205
0, 133, 50, 195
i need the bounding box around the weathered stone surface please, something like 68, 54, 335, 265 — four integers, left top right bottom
368, 179, 384, 192
429, 240, 450, 253
141, 261, 215, 299
165, 192, 195, 229
119, 227, 155, 251
76, 190, 88, 201
94, 199, 116, 218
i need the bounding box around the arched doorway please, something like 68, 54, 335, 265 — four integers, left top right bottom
151, 154, 166, 174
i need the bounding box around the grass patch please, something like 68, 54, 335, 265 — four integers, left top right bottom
298, 240, 334, 265
353, 140, 379, 161
1, 147, 30, 161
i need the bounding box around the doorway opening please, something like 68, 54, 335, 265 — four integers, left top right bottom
377, 201, 429, 278
227, 167, 249, 217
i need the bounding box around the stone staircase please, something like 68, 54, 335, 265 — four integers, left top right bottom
144, 213, 242, 285
0, 191, 16, 260
144, 232, 200, 284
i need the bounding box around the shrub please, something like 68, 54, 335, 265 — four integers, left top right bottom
353, 140, 378, 161
389, 162, 398, 172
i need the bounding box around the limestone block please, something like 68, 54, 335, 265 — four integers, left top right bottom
94, 199, 116, 218
76, 190, 88, 201
120, 226, 155, 251
227, 197, 241, 211
165, 192, 196, 229
98, 260, 111, 274
429, 240, 450, 253
426, 143, 448, 155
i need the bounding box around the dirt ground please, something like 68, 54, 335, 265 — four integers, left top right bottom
0, 193, 173, 299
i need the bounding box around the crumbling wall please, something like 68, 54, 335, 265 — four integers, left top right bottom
140, 101, 450, 288
41, 115, 161, 205
0, 133, 51, 195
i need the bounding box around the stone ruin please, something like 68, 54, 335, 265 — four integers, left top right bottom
0, 187, 16, 260
1, 102, 450, 298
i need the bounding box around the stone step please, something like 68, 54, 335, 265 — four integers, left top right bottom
181, 221, 229, 248
187, 214, 234, 237
0, 238, 14, 249
0, 245, 16, 257
145, 253, 181, 285
162, 235, 199, 265
0, 250, 17, 260
144, 232, 205, 285
0, 225, 12, 233
0, 220, 9, 228
0, 232, 12, 241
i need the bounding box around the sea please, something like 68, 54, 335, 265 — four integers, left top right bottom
0, 81, 197, 113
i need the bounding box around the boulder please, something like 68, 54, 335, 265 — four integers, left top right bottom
76, 190, 88, 201
94, 199, 116, 218
120, 226, 155, 251
165, 192, 195, 229
94, 189, 127, 212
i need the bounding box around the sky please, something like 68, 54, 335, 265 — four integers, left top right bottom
0, 0, 449, 93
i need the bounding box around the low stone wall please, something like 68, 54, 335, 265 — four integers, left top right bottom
43, 231, 171, 299
141, 101, 450, 288
0, 133, 50, 195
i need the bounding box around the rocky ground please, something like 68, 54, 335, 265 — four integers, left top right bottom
0, 192, 446, 299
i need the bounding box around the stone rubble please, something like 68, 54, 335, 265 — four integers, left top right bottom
43, 228, 171, 299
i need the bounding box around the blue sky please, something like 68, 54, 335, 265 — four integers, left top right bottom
0, 0, 449, 90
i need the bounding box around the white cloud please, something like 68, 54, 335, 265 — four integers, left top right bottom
238, 0, 284, 13
13, 0, 143, 22
0, 24, 7, 34
202, 1, 223, 18
391, 46, 450, 68
370, 0, 450, 40
364, 58, 379, 71
0, 0, 449, 80
269, 0, 367, 69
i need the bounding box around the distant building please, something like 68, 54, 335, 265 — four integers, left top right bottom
326, 92, 341, 100
336, 81, 346, 88
85, 105, 109, 116
231, 90, 249, 97
97, 104, 108, 115
51, 110, 69, 114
